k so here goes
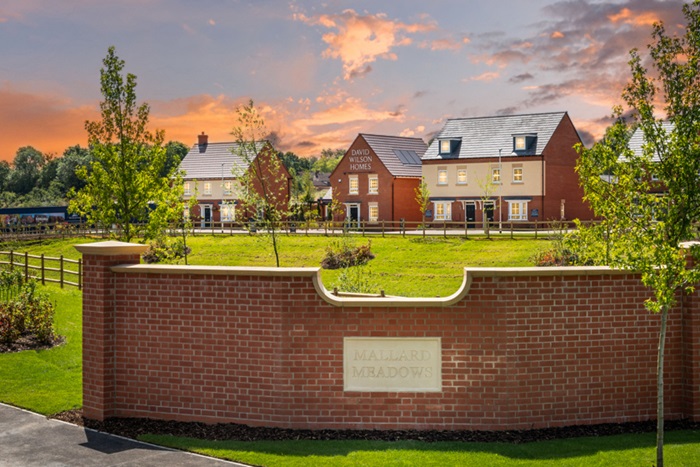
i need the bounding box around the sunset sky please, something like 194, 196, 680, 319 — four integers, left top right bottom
0, 0, 690, 161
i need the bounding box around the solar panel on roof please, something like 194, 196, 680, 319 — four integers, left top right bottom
393, 149, 422, 165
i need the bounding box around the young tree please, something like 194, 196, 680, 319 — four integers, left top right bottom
414, 178, 431, 239
574, 3, 700, 465
477, 174, 497, 239
71, 46, 175, 242
231, 99, 291, 267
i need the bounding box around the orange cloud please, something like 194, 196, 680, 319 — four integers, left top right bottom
608, 8, 659, 26
0, 85, 96, 161
296, 9, 436, 80
551, 31, 565, 39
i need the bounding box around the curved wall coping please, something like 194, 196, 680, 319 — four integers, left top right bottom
108, 262, 630, 308
76, 242, 634, 308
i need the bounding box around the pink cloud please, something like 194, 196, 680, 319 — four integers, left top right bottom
468, 71, 500, 82
296, 9, 436, 80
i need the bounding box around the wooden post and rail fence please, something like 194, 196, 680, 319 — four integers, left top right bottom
0, 251, 82, 289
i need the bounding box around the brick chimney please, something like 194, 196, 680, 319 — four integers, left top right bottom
198, 132, 208, 152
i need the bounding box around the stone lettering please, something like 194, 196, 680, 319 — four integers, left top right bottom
344, 338, 442, 392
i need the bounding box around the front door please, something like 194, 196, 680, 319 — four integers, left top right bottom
202, 205, 212, 228
465, 203, 476, 228
348, 204, 360, 229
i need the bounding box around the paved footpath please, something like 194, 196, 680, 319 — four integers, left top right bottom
0, 403, 249, 467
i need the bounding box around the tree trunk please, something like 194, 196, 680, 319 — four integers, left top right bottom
657, 305, 669, 467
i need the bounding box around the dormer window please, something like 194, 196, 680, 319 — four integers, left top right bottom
439, 140, 451, 154
438, 138, 460, 155
512, 133, 537, 153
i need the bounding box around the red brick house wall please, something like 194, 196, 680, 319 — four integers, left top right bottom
331, 136, 422, 224
76, 242, 700, 429
541, 114, 591, 221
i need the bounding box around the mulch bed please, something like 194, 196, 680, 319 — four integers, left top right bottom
0, 334, 64, 354
51, 409, 700, 444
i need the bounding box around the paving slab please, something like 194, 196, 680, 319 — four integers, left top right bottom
0, 403, 248, 467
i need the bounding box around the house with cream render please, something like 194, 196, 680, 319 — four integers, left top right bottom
421, 111, 592, 226
179, 133, 291, 227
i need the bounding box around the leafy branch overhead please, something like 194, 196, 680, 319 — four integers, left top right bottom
70, 46, 183, 242
573, 2, 700, 465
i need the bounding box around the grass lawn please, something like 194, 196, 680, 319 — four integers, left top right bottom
141, 430, 700, 466
4, 234, 700, 466
8, 233, 550, 297
0, 284, 82, 415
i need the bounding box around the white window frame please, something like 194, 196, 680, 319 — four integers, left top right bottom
437, 167, 448, 185
507, 200, 528, 221
184, 182, 191, 196
456, 166, 467, 185
349, 175, 359, 195
439, 140, 451, 154
368, 203, 379, 223
515, 136, 526, 151
512, 167, 523, 183
220, 203, 235, 222
368, 174, 379, 194
434, 201, 452, 221
203, 182, 212, 195
223, 181, 232, 196
492, 168, 501, 184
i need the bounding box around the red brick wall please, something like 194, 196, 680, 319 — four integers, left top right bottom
542, 114, 593, 221
331, 136, 421, 224
78, 243, 700, 428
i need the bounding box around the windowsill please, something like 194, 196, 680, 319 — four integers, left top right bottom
511, 181, 524, 184
456, 183, 467, 186
368, 192, 378, 195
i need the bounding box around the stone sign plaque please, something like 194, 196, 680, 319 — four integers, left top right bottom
344, 337, 442, 392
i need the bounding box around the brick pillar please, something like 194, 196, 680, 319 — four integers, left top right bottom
74, 241, 148, 421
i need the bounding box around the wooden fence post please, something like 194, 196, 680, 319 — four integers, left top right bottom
60, 255, 64, 288
24, 252, 29, 282
41, 254, 45, 285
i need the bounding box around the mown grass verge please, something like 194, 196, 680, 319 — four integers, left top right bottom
0, 284, 82, 414
141, 430, 700, 467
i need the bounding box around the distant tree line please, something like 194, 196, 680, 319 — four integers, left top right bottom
0, 143, 342, 209
0, 142, 189, 208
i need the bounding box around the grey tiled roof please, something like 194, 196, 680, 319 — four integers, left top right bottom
179, 141, 265, 180
422, 111, 568, 160
360, 134, 427, 177
627, 121, 674, 161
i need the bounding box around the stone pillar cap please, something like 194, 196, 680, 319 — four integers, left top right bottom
74, 241, 149, 256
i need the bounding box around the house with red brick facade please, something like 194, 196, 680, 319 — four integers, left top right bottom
330, 134, 428, 227
421, 111, 592, 226
179, 133, 291, 227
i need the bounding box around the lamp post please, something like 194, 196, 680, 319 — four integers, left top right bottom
498, 148, 502, 233
221, 162, 225, 233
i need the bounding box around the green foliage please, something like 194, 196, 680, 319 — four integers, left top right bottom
333, 265, 379, 294
0, 274, 55, 346
69, 46, 178, 242
142, 238, 191, 264
321, 238, 374, 269
574, 3, 700, 464
313, 148, 343, 173
5, 146, 45, 196
231, 99, 289, 267
0, 285, 82, 414
414, 179, 431, 238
